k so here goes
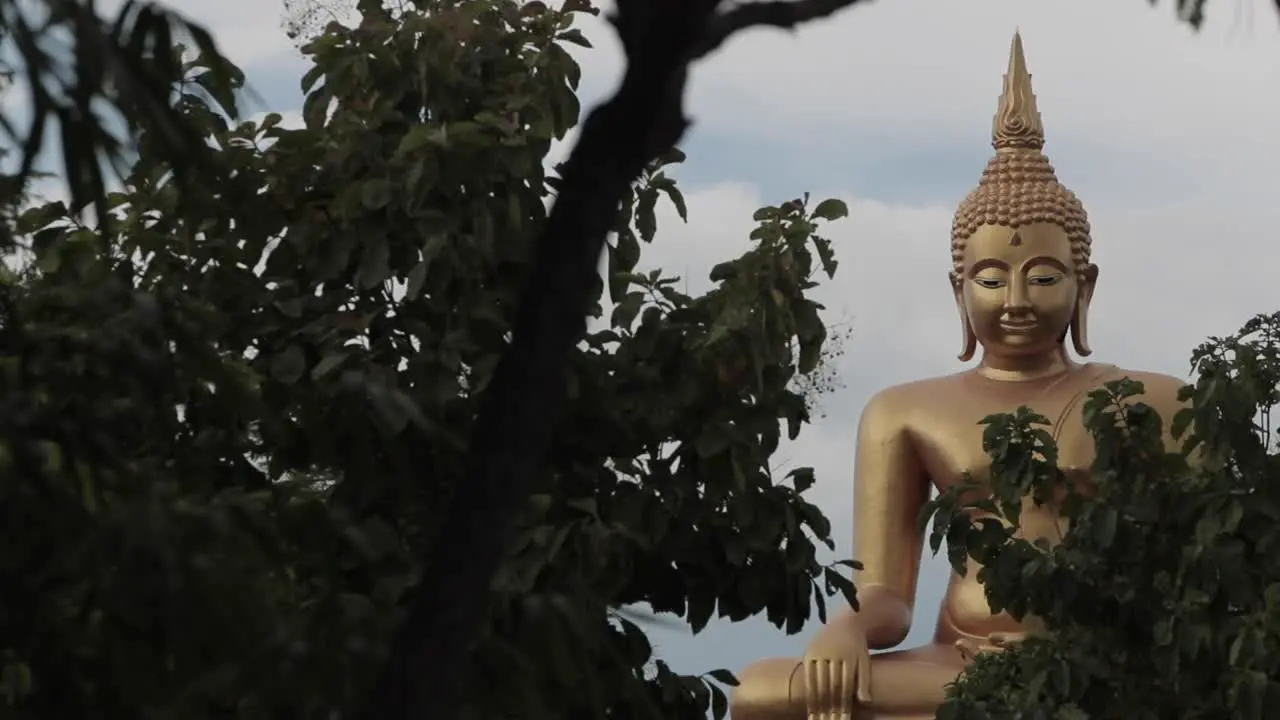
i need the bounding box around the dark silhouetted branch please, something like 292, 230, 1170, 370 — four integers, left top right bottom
696, 0, 873, 59
362, 2, 869, 719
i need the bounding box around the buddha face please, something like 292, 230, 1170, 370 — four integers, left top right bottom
954, 223, 1095, 359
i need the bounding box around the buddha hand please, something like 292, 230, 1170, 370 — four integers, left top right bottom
803, 618, 871, 720
955, 631, 1028, 662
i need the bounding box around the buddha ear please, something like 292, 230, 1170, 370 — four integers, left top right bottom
1070, 263, 1099, 357
952, 272, 977, 361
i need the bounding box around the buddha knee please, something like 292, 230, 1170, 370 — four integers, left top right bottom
730, 657, 804, 720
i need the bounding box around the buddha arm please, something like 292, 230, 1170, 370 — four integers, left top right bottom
850, 392, 929, 649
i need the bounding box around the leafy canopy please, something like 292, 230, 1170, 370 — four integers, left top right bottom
928, 312, 1280, 720
0, 1, 856, 718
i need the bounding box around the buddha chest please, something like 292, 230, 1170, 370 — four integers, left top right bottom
905, 364, 1121, 495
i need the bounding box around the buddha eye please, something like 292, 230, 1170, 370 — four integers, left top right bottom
973, 277, 1005, 289
1028, 274, 1063, 286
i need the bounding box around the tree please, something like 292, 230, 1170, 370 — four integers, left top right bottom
0, 1, 859, 718
353, 1, 870, 717
925, 311, 1280, 720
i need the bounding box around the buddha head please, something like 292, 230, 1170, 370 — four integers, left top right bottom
950, 32, 1096, 363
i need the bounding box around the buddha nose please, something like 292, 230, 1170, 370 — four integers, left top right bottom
1004, 278, 1031, 314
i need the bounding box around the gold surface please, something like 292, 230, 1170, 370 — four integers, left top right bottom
730, 32, 1187, 720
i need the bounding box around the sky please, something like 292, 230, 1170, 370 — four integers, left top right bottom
61, 0, 1280, 690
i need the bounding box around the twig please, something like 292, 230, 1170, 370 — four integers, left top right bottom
695, 0, 873, 59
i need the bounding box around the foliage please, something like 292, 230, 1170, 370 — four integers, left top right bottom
927, 312, 1280, 720
0, 1, 854, 717
0, 0, 238, 217
792, 320, 851, 417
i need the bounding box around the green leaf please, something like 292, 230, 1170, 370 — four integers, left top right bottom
396, 125, 441, 155
303, 87, 331, 128
813, 580, 827, 622
1171, 406, 1194, 440
405, 259, 428, 301
610, 291, 644, 329
615, 230, 640, 271
789, 467, 816, 492
706, 668, 738, 687
822, 566, 857, 607
653, 146, 687, 167
688, 588, 715, 634
1093, 505, 1118, 547
752, 206, 779, 221
636, 187, 658, 243
696, 423, 734, 458
300, 64, 325, 93
710, 685, 729, 720
619, 617, 652, 666
556, 27, 592, 48
1055, 705, 1088, 720
798, 336, 823, 375
566, 497, 598, 517
792, 299, 824, 341
274, 297, 304, 318
34, 240, 62, 274
810, 198, 848, 221
606, 245, 628, 303
662, 183, 688, 221
270, 345, 307, 384
811, 236, 838, 278
357, 235, 390, 290
362, 178, 392, 209
709, 261, 738, 282
311, 351, 347, 381
16, 201, 68, 233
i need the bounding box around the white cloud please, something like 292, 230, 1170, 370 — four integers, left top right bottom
572, 0, 1280, 204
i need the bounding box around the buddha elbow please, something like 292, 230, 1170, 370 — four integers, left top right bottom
867, 620, 911, 650
856, 586, 915, 648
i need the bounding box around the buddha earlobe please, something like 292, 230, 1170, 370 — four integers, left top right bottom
1070, 300, 1092, 356
1070, 264, 1099, 357
952, 275, 977, 361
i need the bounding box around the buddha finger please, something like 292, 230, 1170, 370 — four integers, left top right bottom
989, 631, 1027, 648
809, 660, 833, 720
839, 661, 849, 712
855, 648, 871, 705
827, 658, 841, 715
804, 659, 820, 716
834, 658, 854, 717
826, 659, 846, 720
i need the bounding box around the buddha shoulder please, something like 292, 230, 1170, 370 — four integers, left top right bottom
857, 375, 965, 431
1099, 366, 1190, 416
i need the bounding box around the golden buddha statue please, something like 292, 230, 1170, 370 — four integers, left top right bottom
730, 32, 1188, 720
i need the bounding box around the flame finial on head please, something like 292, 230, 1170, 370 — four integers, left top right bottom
992, 31, 1045, 151
951, 31, 1092, 283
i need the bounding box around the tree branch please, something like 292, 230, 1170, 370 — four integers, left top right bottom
695, 0, 873, 59
361, 2, 872, 719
